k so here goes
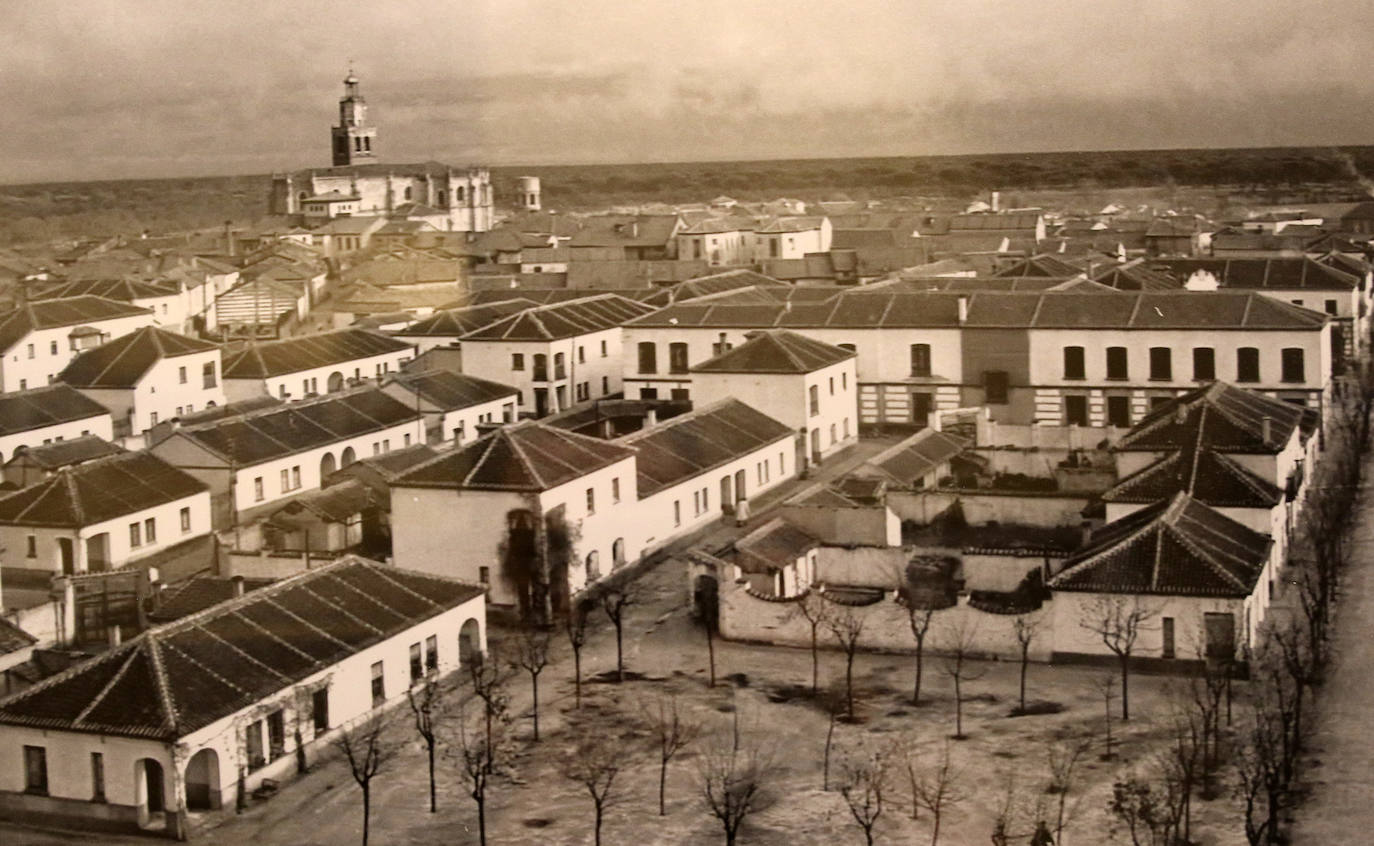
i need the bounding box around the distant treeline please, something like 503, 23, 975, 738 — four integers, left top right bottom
3, 146, 1373, 247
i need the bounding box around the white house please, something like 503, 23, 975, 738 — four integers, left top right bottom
688, 329, 858, 465
58, 326, 225, 440
0, 450, 211, 576
0, 556, 486, 839
389, 299, 536, 355
380, 369, 519, 446
0, 385, 113, 465
754, 216, 832, 262
33, 278, 189, 337
676, 217, 758, 267
0, 296, 156, 393
149, 386, 423, 528
2, 435, 124, 489
457, 294, 657, 417
221, 328, 416, 403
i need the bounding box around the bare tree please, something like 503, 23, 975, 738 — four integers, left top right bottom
406, 677, 444, 813
1234, 693, 1291, 846
913, 739, 966, 846
510, 626, 552, 741
599, 583, 638, 682
698, 730, 778, 846
332, 712, 399, 846
1010, 613, 1040, 714
826, 604, 867, 718
937, 617, 987, 739
822, 680, 848, 791
1107, 777, 1171, 846
907, 604, 937, 706
700, 578, 719, 688
448, 699, 507, 846
1078, 596, 1158, 720
640, 693, 703, 815
1091, 672, 1118, 761
1159, 706, 1203, 845
1044, 739, 1089, 845
469, 649, 510, 774
838, 743, 891, 846
784, 588, 831, 695
565, 596, 593, 709
560, 721, 634, 846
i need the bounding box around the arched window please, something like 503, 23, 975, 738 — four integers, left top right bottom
612, 538, 626, 569
340, 446, 356, 467
320, 452, 337, 479
585, 551, 601, 583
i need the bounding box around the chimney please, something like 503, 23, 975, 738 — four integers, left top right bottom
645, 407, 658, 428
1080, 520, 1094, 549
1175, 404, 1187, 424
957, 295, 969, 324
108, 626, 122, 647
224, 220, 236, 257
631, 221, 639, 238
231, 574, 246, 597
1261, 416, 1272, 444
991, 190, 1000, 213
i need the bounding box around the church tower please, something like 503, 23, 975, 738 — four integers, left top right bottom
331, 70, 378, 167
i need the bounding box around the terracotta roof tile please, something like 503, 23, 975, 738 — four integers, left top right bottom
60, 326, 219, 388
397, 421, 634, 491
0, 451, 206, 528
690, 329, 854, 374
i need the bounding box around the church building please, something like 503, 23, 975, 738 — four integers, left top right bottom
269, 71, 495, 232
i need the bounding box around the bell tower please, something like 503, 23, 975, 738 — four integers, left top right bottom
331, 69, 378, 167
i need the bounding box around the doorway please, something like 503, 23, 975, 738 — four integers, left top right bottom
57, 538, 74, 575
733, 469, 746, 503
184, 749, 221, 811
136, 758, 166, 829
720, 476, 733, 514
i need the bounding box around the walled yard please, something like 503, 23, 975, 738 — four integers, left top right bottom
0, 552, 1253, 846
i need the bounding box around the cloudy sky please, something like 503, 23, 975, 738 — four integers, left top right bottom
3, 0, 1373, 184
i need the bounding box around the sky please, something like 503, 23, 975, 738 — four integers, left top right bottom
3, 0, 1374, 184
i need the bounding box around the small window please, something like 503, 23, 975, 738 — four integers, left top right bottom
245, 720, 265, 770
312, 688, 330, 734
828, 376, 835, 396
292, 466, 301, 489
1149, 347, 1172, 380
611, 478, 621, 503
1105, 346, 1128, 379
910, 343, 932, 377
673, 500, 681, 527
1237, 347, 1260, 382
984, 370, 1009, 404
578, 346, 586, 364
129, 522, 142, 548
1065, 395, 1089, 426
409, 643, 423, 683
23, 746, 47, 795
478, 566, 490, 584
1325, 299, 1338, 315
600, 340, 608, 357
281, 468, 291, 492
1106, 395, 1131, 428
25, 343, 33, 359
638, 342, 658, 374
512, 353, 525, 370
601, 376, 609, 395
1063, 346, 1085, 379
841, 372, 847, 390
178, 366, 188, 384
1192, 347, 1215, 380
144, 518, 156, 544
425, 634, 439, 673
371, 660, 385, 707
640, 387, 658, 400
1281, 348, 1305, 383
25, 535, 36, 558
586, 487, 596, 515
90, 752, 105, 802
254, 477, 264, 501
267, 710, 286, 760
180, 507, 191, 533
49, 341, 57, 355
668, 342, 689, 374
808, 384, 820, 415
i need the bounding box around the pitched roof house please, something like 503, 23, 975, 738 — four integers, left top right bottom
221, 328, 416, 403
0, 296, 156, 393
0, 384, 113, 465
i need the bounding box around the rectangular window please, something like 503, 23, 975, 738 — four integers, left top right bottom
1193, 347, 1216, 380
828, 376, 835, 396
90, 752, 105, 801
267, 710, 286, 760
841, 372, 847, 390
578, 346, 586, 364
178, 365, 188, 384
281, 468, 291, 491
409, 642, 423, 683
245, 720, 265, 770
586, 487, 595, 515
910, 343, 931, 377
254, 477, 264, 501
829, 423, 837, 445
203, 361, 216, 388
150, 411, 158, 426
1237, 347, 1260, 382
1325, 299, 1339, 315
1106, 346, 1128, 380
382, 439, 390, 452
129, 522, 142, 548
1162, 617, 1176, 659
611, 478, 621, 503
144, 518, 156, 544
312, 688, 330, 734
511, 353, 525, 370
601, 376, 609, 395
1148, 347, 1172, 380
984, 371, 1009, 404
640, 387, 658, 400
1063, 346, 1085, 379
425, 634, 439, 673
673, 500, 681, 527
808, 384, 819, 416
26, 535, 36, 558
478, 566, 490, 584
370, 660, 385, 707
1281, 348, 1305, 383
779, 451, 786, 475
701, 487, 709, 512
49, 340, 57, 356
26, 343, 33, 359
292, 466, 301, 489
668, 342, 689, 374
23, 746, 47, 795
1065, 395, 1089, 426
1106, 395, 1131, 428
601, 340, 608, 357
638, 342, 657, 374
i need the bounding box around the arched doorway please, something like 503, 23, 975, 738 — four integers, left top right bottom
612, 538, 626, 570
327, 371, 344, 393
585, 551, 600, 584
459, 618, 482, 666
184, 749, 221, 811
135, 758, 167, 829
340, 446, 356, 467
320, 452, 337, 480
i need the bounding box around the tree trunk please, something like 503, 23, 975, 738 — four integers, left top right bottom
532, 673, 541, 741
594, 804, 604, 846
427, 738, 437, 812
824, 710, 836, 790
659, 757, 669, 815
707, 621, 716, 688
930, 810, 941, 846
573, 646, 582, 709
1119, 654, 1130, 721
913, 641, 924, 705
845, 652, 855, 717
810, 627, 819, 694
954, 676, 963, 738
484, 704, 494, 774
1019, 649, 1029, 712
361, 783, 371, 846
477, 795, 487, 846
615, 621, 624, 682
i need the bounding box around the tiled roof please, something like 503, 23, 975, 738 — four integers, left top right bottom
387, 369, 517, 411
628, 290, 1327, 331
757, 216, 827, 234
172, 387, 418, 466
858, 429, 970, 487
0, 556, 484, 740
1049, 493, 1270, 597
0, 451, 207, 528
993, 255, 1082, 278
1089, 263, 1182, 291
1102, 446, 1281, 508
1115, 381, 1318, 454
734, 517, 819, 574
459, 294, 657, 342
1151, 258, 1360, 291
0, 296, 152, 353
6, 435, 122, 470
618, 399, 794, 499
268, 478, 373, 525
0, 384, 110, 437
1145, 218, 1202, 238
950, 213, 1042, 231
397, 421, 634, 491
690, 329, 854, 374
146, 576, 275, 624
0, 617, 38, 657
33, 277, 179, 302
59, 326, 219, 388
393, 299, 536, 338
222, 328, 414, 379
567, 215, 680, 248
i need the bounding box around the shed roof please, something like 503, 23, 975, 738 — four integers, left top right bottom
1151, 258, 1360, 291
734, 517, 819, 574
392, 299, 535, 338
1102, 446, 1281, 508
857, 429, 971, 487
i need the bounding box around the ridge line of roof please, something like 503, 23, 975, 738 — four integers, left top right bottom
69, 647, 141, 729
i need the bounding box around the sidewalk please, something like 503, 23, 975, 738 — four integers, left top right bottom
1290, 452, 1374, 844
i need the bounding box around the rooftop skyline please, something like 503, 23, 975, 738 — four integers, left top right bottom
4, 0, 1374, 184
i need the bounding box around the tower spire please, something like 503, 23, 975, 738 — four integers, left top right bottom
331, 65, 376, 167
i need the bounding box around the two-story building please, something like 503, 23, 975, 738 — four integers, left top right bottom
0, 385, 113, 465
0, 450, 211, 575
389, 299, 536, 355
221, 328, 416, 403
754, 216, 832, 262
149, 386, 423, 527
457, 294, 657, 417
0, 297, 156, 393
380, 369, 519, 446
675, 218, 758, 267
58, 327, 225, 440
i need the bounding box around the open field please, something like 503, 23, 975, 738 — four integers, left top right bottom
3, 145, 1374, 246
